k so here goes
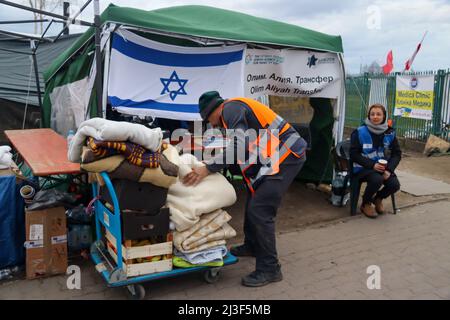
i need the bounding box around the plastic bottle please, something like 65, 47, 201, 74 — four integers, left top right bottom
0, 268, 13, 281
67, 129, 75, 148
0, 266, 19, 281
68, 224, 81, 252
80, 225, 93, 249
331, 172, 350, 206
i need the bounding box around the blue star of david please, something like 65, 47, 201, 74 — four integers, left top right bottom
307, 55, 318, 68
160, 71, 188, 101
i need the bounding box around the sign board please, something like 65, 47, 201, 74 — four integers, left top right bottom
394, 75, 434, 120
244, 49, 341, 99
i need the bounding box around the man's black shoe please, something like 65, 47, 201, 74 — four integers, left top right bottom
241, 268, 283, 287
230, 244, 255, 257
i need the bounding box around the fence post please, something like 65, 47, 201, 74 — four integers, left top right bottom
432, 70, 445, 136
360, 72, 370, 124
392, 72, 400, 130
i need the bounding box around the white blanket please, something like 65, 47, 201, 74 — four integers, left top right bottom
0, 146, 13, 169
68, 118, 163, 163
168, 154, 237, 232
174, 245, 228, 265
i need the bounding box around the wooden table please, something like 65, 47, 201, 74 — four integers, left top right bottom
5, 128, 80, 176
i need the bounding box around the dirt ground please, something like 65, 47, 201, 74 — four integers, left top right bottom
226, 150, 450, 246
398, 150, 450, 184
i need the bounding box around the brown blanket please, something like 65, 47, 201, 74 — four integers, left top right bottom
86, 137, 160, 168
81, 143, 180, 189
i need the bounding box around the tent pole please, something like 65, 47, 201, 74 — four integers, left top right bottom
102, 26, 111, 119
336, 52, 347, 143
32, 20, 55, 53
0, 0, 94, 27
53, 0, 93, 43
30, 41, 43, 122
0, 19, 48, 24
94, 0, 103, 118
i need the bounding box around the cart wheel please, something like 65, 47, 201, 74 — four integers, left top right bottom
204, 268, 221, 284
126, 284, 146, 300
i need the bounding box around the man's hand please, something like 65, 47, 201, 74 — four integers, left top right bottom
373, 163, 386, 173
182, 166, 210, 186
383, 170, 391, 181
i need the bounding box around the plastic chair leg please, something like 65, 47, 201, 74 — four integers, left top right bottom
339, 175, 350, 207
391, 194, 397, 214
350, 179, 362, 216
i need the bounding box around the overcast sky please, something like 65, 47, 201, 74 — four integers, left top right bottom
1, 0, 449, 74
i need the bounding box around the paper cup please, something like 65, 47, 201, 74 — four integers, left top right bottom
378, 159, 387, 169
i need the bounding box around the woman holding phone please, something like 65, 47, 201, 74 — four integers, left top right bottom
350, 104, 402, 219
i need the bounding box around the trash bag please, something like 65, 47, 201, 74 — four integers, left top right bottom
26, 188, 77, 211
66, 205, 93, 252
66, 205, 91, 224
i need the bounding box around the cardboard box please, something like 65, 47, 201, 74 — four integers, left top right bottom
25, 207, 68, 279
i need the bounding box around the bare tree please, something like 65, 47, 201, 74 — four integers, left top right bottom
25, 0, 79, 34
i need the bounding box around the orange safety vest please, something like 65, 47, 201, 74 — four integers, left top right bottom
220, 97, 302, 194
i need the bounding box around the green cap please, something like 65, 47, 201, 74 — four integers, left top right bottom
198, 91, 224, 121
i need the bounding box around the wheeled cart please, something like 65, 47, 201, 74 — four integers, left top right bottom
90, 172, 238, 299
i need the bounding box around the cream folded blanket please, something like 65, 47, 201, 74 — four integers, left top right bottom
173, 209, 236, 253
168, 153, 237, 232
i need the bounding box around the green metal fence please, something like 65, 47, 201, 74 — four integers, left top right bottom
345, 70, 450, 141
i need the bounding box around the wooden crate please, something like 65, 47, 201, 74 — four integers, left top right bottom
105, 230, 172, 277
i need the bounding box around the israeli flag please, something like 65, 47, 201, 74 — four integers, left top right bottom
107, 29, 245, 121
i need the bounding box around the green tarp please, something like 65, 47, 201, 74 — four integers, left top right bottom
0, 34, 79, 105
298, 98, 335, 183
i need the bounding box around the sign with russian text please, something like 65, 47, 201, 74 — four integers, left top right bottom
244, 49, 341, 99
394, 75, 434, 120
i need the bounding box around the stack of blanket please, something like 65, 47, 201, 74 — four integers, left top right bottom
69, 118, 238, 267
169, 154, 237, 267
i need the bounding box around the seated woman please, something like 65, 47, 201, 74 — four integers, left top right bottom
350, 104, 402, 218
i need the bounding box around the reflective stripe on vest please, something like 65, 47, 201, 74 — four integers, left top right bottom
353, 125, 395, 173
221, 97, 303, 194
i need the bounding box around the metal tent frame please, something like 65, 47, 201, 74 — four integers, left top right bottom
0, 0, 103, 121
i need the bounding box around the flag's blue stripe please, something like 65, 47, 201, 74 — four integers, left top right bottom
109, 96, 199, 113
112, 33, 243, 67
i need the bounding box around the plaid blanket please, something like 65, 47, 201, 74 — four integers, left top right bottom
87, 137, 160, 168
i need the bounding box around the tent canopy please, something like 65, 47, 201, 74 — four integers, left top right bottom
44, 4, 343, 82
42, 4, 344, 184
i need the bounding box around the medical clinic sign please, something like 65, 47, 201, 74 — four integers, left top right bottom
244, 49, 341, 99
394, 75, 435, 120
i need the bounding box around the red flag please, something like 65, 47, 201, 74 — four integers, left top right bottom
382, 50, 394, 74
404, 31, 427, 71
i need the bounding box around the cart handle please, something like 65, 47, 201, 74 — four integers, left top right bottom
99, 171, 121, 215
